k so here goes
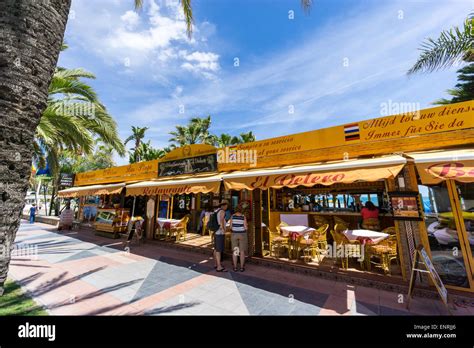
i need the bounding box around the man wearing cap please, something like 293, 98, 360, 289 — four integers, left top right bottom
214, 200, 228, 272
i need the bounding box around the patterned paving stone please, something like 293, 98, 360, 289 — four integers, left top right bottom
58, 250, 97, 263
7, 222, 459, 316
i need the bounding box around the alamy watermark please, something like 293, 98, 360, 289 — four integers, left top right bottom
380, 99, 420, 118
58, 101, 96, 119
217, 147, 258, 167
0, 243, 38, 260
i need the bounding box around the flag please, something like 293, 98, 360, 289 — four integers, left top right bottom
344, 123, 360, 141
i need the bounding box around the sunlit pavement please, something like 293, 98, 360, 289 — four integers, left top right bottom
6, 221, 463, 316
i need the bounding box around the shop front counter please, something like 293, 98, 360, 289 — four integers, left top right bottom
94, 208, 131, 238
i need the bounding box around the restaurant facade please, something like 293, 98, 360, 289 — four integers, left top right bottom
59, 100, 474, 294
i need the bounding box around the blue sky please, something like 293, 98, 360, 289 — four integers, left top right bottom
59, 0, 473, 165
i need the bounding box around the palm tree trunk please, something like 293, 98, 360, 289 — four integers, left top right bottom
0, 0, 71, 295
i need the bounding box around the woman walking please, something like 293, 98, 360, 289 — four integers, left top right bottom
229, 206, 248, 272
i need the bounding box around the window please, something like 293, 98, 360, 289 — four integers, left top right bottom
455, 183, 474, 260
419, 183, 469, 288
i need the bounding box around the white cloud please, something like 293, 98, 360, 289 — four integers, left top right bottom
182, 51, 220, 72
120, 10, 140, 30
65, 0, 219, 79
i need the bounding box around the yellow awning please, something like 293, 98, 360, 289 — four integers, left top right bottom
222, 155, 406, 191
58, 183, 125, 198
408, 149, 474, 184
125, 174, 222, 196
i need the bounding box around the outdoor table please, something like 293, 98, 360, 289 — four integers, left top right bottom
156, 218, 181, 239
280, 226, 316, 259
343, 229, 389, 244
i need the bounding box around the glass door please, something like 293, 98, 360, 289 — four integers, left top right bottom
418, 182, 471, 288
452, 182, 474, 283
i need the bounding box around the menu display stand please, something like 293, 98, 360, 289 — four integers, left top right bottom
406, 245, 453, 314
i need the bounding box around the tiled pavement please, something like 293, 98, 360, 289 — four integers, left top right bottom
5, 222, 470, 316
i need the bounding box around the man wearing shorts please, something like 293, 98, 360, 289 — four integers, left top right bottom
230, 206, 248, 272
214, 200, 228, 272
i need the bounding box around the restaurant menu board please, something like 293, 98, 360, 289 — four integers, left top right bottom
407, 245, 449, 309
419, 247, 448, 305
389, 191, 422, 220
158, 154, 217, 177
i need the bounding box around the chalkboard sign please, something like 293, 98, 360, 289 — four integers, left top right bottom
158, 154, 217, 177
407, 245, 450, 312
59, 173, 75, 189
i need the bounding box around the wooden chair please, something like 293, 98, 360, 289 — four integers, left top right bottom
331, 224, 363, 269
382, 226, 396, 235
269, 230, 289, 258
312, 215, 329, 228
299, 224, 329, 263
333, 216, 349, 229
201, 214, 210, 236
169, 216, 189, 242
367, 234, 398, 274
362, 218, 380, 231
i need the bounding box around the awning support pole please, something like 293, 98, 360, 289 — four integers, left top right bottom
131, 196, 136, 218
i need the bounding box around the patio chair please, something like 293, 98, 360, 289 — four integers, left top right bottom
202, 214, 210, 236
169, 216, 190, 242
297, 224, 329, 263
312, 215, 329, 228
333, 216, 350, 229
367, 234, 398, 274
269, 229, 289, 258
362, 218, 380, 231
381, 226, 396, 235
331, 224, 363, 269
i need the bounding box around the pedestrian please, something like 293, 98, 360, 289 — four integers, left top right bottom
230, 206, 248, 272
213, 200, 228, 272
29, 203, 37, 224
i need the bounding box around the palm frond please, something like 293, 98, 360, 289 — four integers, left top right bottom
134, 0, 143, 10
301, 0, 313, 13
181, 0, 193, 39
408, 18, 473, 74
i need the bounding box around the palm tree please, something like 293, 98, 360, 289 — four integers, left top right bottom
35, 66, 125, 215
190, 116, 214, 144
408, 13, 473, 74
169, 116, 214, 146
36, 67, 125, 169
125, 126, 149, 162
212, 133, 238, 147
433, 63, 474, 105
0, 0, 72, 295
239, 131, 256, 143
168, 125, 188, 147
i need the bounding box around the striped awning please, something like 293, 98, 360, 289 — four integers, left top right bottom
407, 149, 474, 184
125, 174, 222, 196
58, 183, 125, 198
222, 155, 407, 191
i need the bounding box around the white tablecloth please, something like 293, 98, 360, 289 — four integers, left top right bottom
343, 229, 389, 244
156, 218, 181, 228
280, 225, 315, 236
